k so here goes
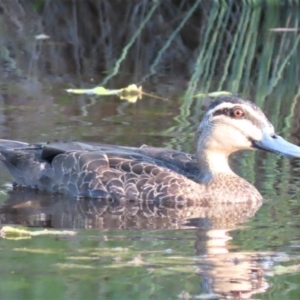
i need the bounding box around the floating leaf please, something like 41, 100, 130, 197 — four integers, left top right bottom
66, 84, 142, 103
119, 84, 143, 103
13, 248, 58, 254
35, 34, 50, 40
270, 28, 299, 32
193, 91, 232, 98
66, 86, 117, 95
0, 226, 77, 240
54, 263, 96, 270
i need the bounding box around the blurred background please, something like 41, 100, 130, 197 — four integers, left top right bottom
1, 0, 300, 146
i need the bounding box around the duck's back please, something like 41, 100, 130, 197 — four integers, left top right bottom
0, 140, 202, 201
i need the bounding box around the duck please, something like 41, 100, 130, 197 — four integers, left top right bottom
0, 96, 299, 203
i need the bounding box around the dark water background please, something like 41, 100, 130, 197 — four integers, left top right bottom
0, 1, 300, 299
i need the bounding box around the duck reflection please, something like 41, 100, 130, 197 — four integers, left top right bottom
0, 188, 269, 298
0, 188, 262, 230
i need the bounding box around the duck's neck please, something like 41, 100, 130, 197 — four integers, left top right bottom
196, 148, 235, 183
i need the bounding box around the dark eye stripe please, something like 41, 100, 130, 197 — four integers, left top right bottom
212, 108, 230, 117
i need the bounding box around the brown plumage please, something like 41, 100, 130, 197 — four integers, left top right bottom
0, 96, 300, 203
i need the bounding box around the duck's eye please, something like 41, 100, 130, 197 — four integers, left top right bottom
232, 108, 244, 118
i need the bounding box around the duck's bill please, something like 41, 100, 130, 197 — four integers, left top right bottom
253, 132, 300, 158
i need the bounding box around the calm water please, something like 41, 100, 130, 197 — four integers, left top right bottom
0, 89, 299, 300
1, 1, 300, 299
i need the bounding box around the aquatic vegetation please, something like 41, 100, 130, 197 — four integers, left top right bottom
66, 84, 143, 103
0, 226, 76, 240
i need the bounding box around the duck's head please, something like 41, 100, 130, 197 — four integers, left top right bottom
196, 96, 300, 158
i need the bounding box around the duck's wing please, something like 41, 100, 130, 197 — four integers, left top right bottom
44, 142, 200, 177
50, 149, 201, 201
39, 141, 201, 179
135, 145, 200, 179
0, 140, 201, 201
